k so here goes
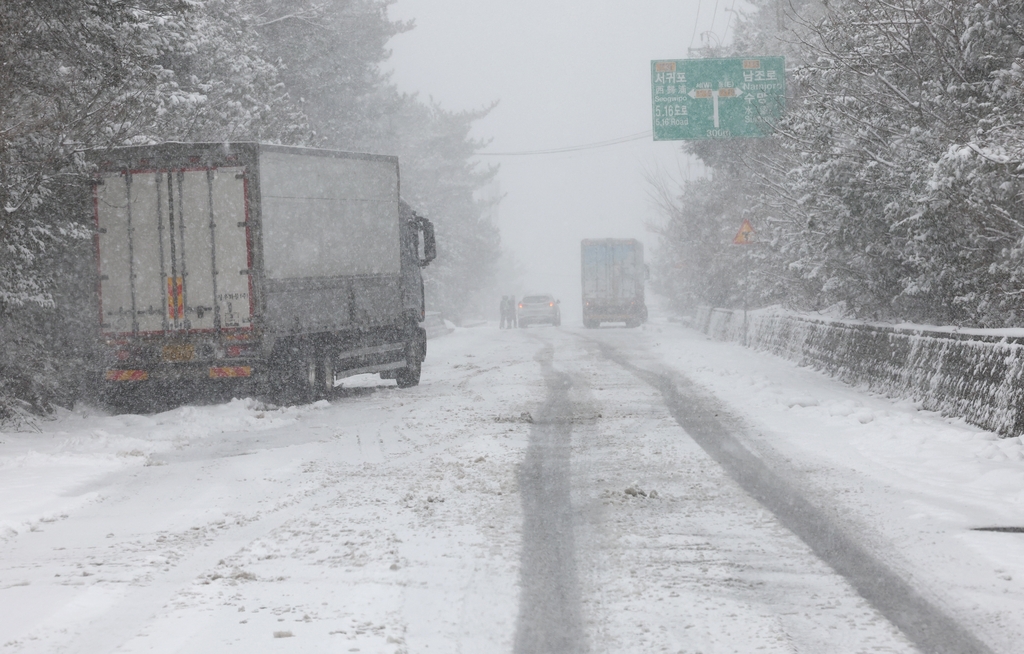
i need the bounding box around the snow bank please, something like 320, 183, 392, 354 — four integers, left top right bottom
696, 306, 1024, 437
0, 398, 297, 540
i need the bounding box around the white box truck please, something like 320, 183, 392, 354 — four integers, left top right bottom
580, 238, 648, 328
91, 142, 435, 405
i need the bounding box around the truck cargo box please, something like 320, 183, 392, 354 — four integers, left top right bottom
93, 142, 404, 338
580, 238, 648, 328
91, 142, 434, 405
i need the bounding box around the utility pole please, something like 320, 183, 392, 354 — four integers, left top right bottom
732, 219, 755, 346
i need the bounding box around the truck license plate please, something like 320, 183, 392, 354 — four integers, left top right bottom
162, 343, 195, 362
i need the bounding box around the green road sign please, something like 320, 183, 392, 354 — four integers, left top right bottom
651, 57, 785, 141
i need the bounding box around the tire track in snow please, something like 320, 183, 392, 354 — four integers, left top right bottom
513, 344, 587, 654
63, 485, 335, 654
595, 339, 995, 654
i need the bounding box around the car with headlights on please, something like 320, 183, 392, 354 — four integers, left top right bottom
518, 294, 561, 327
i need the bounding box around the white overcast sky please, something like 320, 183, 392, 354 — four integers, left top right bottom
386, 0, 741, 315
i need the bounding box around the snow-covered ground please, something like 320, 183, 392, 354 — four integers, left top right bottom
1, 299, 1022, 653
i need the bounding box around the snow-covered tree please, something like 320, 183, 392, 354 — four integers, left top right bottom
655, 0, 1024, 326
245, 0, 409, 148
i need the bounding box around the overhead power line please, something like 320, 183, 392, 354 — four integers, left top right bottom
689, 0, 703, 50
474, 131, 653, 156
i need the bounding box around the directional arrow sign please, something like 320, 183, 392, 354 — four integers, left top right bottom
688, 86, 743, 128
651, 57, 785, 141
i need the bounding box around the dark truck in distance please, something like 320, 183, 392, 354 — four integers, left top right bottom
91, 142, 436, 406
580, 238, 648, 328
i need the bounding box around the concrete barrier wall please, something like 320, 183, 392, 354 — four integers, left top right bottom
697, 307, 1024, 437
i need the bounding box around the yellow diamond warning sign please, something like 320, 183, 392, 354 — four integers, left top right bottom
733, 219, 755, 244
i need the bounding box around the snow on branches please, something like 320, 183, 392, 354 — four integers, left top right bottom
655, 0, 1024, 327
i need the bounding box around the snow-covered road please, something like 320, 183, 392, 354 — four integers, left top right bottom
3, 305, 1024, 653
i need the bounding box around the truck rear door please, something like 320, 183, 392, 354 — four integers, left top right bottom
581, 244, 605, 300
610, 242, 640, 302
95, 166, 252, 336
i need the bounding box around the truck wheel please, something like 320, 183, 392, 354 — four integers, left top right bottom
396, 361, 421, 388
317, 353, 336, 399
275, 346, 318, 405
293, 351, 319, 404
396, 325, 425, 388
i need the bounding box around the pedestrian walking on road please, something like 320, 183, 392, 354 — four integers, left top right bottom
500, 296, 509, 329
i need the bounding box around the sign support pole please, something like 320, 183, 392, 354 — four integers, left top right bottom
732, 218, 755, 346
743, 246, 749, 346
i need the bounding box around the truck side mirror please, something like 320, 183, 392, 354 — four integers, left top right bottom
417, 215, 436, 267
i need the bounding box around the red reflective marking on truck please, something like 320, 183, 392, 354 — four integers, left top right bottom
209, 366, 251, 378
167, 277, 184, 319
